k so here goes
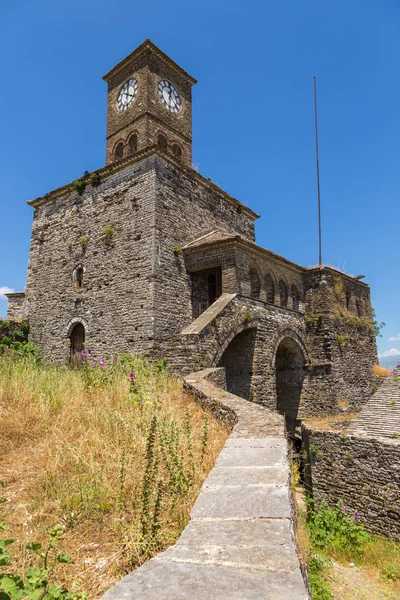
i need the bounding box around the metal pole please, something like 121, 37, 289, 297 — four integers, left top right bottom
313, 76, 323, 267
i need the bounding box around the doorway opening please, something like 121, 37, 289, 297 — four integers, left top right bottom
70, 322, 85, 365
275, 336, 305, 436
218, 328, 257, 400
191, 267, 222, 318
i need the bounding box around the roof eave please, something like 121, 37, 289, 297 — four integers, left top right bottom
102, 39, 197, 86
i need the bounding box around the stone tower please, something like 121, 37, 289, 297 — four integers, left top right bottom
103, 39, 197, 167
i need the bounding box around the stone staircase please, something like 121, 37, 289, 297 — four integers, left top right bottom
349, 364, 400, 440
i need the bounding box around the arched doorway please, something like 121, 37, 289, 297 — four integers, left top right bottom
275, 337, 305, 435
218, 328, 257, 400
70, 322, 85, 365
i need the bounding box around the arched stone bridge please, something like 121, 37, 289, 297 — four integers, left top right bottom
168, 293, 312, 435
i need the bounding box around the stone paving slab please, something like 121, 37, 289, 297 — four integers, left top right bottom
203, 465, 288, 487
190, 483, 291, 520
103, 558, 308, 600
176, 517, 294, 548
215, 444, 287, 468
225, 437, 288, 448
160, 544, 300, 572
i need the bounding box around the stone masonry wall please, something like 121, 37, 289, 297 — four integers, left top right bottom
303, 424, 400, 539
303, 268, 377, 412
151, 158, 257, 346
25, 156, 159, 362
5, 293, 26, 321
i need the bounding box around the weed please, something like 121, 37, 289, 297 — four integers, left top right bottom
73, 179, 86, 196
172, 245, 182, 256
80, 235, 89, 249
102, 226, 114, 237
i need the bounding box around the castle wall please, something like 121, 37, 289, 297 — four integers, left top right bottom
303, 268, 377, 413
25, 156, 159, 362
303, 424, 400, 539
152, 158, 257, 347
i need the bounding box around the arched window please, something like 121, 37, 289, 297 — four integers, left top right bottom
249, 268, 261, 299
157, 134, 168, 149
115, 142, 124, 161
75, 267, 84, 291
128, 134, 138, 154
291, 284, 300, 311
172, 144, 182, 160
279, 280, 288, 308
265, 274, 275, 304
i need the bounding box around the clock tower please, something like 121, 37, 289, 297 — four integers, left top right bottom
103, 39, 197, 167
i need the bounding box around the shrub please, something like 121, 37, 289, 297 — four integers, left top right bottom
73, 179, 86, 196
20, 321, 30, 334
1, 319, 10, 330
306, 499, 370, 558
13, 330, 25, 342
1, 335, 11, 346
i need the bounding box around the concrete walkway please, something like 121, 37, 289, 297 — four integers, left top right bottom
103, 369, 309, 600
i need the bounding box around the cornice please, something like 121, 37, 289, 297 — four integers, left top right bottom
183, 234, 305, 275
27, 147, 259, 222
102, 39, 197, 86
306, 265, 370, 288
106, 111, 192, 144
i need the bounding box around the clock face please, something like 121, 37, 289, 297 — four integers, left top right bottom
158, 80, 182, 113
117, 79, 138, 111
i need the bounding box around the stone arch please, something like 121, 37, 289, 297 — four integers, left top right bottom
279, 279, 289, 308
171, 143, 182, 160
114, 140, 124, 161
66, 316, 89, 338
290, 283, 301, 311
264, 271, 276, 304
249, 266, 261, 299
157, 132, 168, 149
67, 318, 87, 365
273, 330, 307, 435
217, 326, 258, 399
128, 132, 138, 154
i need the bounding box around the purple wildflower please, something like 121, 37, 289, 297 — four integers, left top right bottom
98, 357, 106, 368
92, 361, 97, 367
341, 507, 346, 514
354, 511, 361, 521
113, 356, 118, 364
130, 372, 135, 384
3, 347, 8, 353
81, 349, 89, 358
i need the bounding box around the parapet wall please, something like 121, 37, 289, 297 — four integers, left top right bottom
303, 424, 400, 539
103, 369, 309, 599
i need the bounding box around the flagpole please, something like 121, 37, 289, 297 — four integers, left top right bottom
313, 76, 323, 267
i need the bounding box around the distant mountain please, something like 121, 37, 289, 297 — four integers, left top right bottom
379, 355, 400, 371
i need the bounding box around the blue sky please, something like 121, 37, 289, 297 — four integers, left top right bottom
0, 0, 398, 359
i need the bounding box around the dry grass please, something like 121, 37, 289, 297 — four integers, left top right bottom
0, 355, 229, 597
372, 364, 391, 378
304, 413, 358, 432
